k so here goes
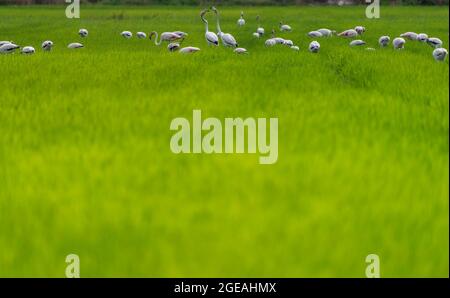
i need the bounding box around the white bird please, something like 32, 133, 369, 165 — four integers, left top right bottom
0, 41, 14, 47
308, 31, 323, 38
234, 47, 248, 54
433, 48, 448, 61
393, 37, 406, 49
168, 42, 180, 52
417, 33, 428, 42
427, 37, 443, 48
355, 26, 366, 35
400, 32, 418, 40
283, 39, 294, 47
150, 31, 184, 45
173, 31, 188, 38
256, 15, 265, 36
317, 28, 335, 37
41, 40, 53, 51
253, 32, 260, 38
211, 6, 238, 48
309, 41, 320, 53
279, 22, 292, 32
338, 29, 358, 38
79, 29, 88, 37
136, 32, 147, 39
237, 11, 245, 27
291, 45, 300, 51
350, 40, 366, 46
378, 36, 390, 47
0, 43, 19, 54
179, 46, 200, 54
265, 38, 276, 47
21, 46, 35, 54
121, 31, 132, 39
68, 42, 83, 49
201, 9, 219, 46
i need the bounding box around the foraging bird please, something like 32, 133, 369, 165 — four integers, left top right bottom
200, 9, 219, 46
279, 22, 292, 32
168, 42, 180, 52
265, 38, 276, 47
234, 47, 248, 54
173, 31, 188, 38
211, 6, 238, 48
21, 46, 35, 54
308, 31, 323, 38
400, 32, 418, 40
309, 41, 320, 53
432, 48, 448, 61
42, 40, 53, 51
355, 26, 366, 35
426, 37, 443, 49
350, 40, 366, 46
179, 46, 200, 54
68, 42, 83, 49
237, 11, 245, 27
121, 31, 132, 39
149, 31, 184, 45
79, 29, 88, 37
283, 39, 294, 47
393, 37, 406, 49
256, 15, 265, 37
378, 36, 390, 47
137, 32, 147, 39
317, 28, 335, 37
338, 29, 358, 38
417, 33, 428, 42
0, 43, 19, 54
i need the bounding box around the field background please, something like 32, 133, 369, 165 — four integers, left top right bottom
0, 5, 448, 277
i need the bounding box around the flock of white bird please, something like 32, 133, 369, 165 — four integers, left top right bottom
0, 6, 448, 61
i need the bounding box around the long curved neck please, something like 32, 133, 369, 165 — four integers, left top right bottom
153, 32, 162, 45
202, 16, 209, 32
215, 12, 222, 34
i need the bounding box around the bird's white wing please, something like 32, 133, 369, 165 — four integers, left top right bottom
206, 32, 219, 44
223, 33, 237, 47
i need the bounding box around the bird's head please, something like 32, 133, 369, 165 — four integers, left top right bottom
200, 9, 208, 17
149, 31, 156, 40
211, 6, 218, 14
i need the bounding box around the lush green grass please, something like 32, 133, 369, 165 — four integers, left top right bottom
0, 5, 448, 277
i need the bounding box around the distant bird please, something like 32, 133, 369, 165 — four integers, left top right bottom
253, 32, 260, 38
393, 37, 406, 49
179, 46, 200, 54
42, 40, 53, 51
432, 48, 448, 61
309, 41, 320, 53
68, 42, 83, 49
237, 11, 245, 27
168, 42, 180, 52
0, 43, 19, 54
21, 46, 35, 54
291, 45, 300, 51
211, 6, 238, 48
338, 29, 358, 38
355, 26, 366, 35
234, 47, 248, 54
200, 9, 219, 46
265, 38, 276, 47
279, 22, 292, 32
149, 31, 184, 45
378, 36, 390, 47
350, 40, 366, 46
79, 29, 88, 37
137, 32, 147, 39
256, 15, 265, 36
417, 33, 428, 42
317, 28, 335, 37
308, 31, 323, 38
173, 31, 188, 38
427, 37, 443, 49
283, 39, 294, 47
121, 31, 132, 39
400, 32, 418, 40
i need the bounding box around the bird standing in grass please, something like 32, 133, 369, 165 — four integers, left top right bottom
149, 31, 184, 45
237, 11, 245, 27
211, 6, 238, 48
393, 37, 406, 49
279, 22, 292, 32
379, 36, 390, 47
201, 9, 219, 46
338, 29, 358, 38
256, 15, 265, 37
432, 48, 448, 61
